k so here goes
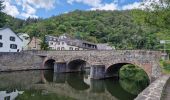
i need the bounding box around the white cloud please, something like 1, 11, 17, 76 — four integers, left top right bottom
122, 2, 143, 10
2, 0, 56, 18
91, 3, 118, 11
122, 0, 166, 10
2, 1, 20, 17
27, 0, 56, 10
67, 0, 102, 7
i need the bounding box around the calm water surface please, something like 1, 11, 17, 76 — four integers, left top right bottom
0, 70, 146, 100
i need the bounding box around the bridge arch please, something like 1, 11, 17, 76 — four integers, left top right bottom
67, 56, 91, 72
67, 59, 90, 72
44, 59, 56, 69
105, 62, 150, 80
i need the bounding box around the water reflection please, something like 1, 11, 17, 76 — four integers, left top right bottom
67, 73, 90, 91
119, 79, 148, 95
0, 90, 23, 100
0, 70, 148, 100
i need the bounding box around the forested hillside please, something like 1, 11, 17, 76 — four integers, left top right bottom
1, 0, 170, 50
15, 10, 169, 50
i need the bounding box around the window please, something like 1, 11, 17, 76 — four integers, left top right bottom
57, 47, 60, 50
69, 47, 73, 50
62, 42, 64, 45
10, 44, 17, 49
75, 48, 79, 50
61, 47, 65, 50
58, 42, 60, 45
50, 42, 53, 45
10, 36, 15, 41
4, 96, 10, 100
0, 35, 2, 40
0, 42, 3, 47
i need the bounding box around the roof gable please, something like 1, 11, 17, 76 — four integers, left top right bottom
0, 27, 23, 42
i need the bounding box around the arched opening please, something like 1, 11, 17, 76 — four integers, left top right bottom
106, 63, 150, 95
67, 59, 88, 72
106, 63, 129, 78
44, 59, 55, 69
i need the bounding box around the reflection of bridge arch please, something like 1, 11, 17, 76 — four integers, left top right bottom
105, 79, 136, 100
66, 73, 90, 91
106, 62, 150, 80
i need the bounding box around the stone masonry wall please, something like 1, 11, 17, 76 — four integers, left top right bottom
0, 50, 162, 80
0, 52, 42, 71
135, 75, 170, 100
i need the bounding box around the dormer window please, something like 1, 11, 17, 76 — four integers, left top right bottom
10, 36, 15, 41
0, 35, 2, 40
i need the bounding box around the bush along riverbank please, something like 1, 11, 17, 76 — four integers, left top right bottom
160, 60, 170, 74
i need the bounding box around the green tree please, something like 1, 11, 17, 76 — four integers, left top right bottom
40, 37, 49, 50
0, 1, 6, 28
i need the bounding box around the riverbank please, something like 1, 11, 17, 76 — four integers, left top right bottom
160, 60, 170, 74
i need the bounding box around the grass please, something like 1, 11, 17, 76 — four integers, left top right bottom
160, 60, 170, 74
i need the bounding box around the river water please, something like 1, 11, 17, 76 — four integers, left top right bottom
0, 70, 147, 100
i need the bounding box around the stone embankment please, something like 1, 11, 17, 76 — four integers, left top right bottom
135, 75, 170, 100
0, 52, 42, 71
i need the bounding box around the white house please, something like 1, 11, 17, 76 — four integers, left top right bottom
45, 34, 97, 50
0, 27, 23, 52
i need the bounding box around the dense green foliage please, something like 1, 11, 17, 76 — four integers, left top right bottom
40, 37, 49, 50
160, 60, 170, 73
14, 9, 169, 50
0, 1, 6, 28
119, 64, 149, 94
1, 0, 170, 50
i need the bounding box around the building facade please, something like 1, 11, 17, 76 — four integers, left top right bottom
18, 33, 30, 50
0, 28, 23, 52
97, 43, 114, 50
27, 37, 41, 50
45, 34, 97, 50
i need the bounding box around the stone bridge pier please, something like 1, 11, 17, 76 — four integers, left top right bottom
40, 50, 162, 81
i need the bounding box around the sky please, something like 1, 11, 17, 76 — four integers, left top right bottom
1, 0, 159, 19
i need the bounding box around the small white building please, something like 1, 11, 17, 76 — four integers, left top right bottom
0, 27, 23, 52
97, 43, 114, 50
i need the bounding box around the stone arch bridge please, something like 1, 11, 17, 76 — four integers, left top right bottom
37, 50, 162, 81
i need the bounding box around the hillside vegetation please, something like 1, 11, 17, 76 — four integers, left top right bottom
1, 0, 170, 50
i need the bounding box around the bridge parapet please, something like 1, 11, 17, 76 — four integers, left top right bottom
135, 75, 170, 100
